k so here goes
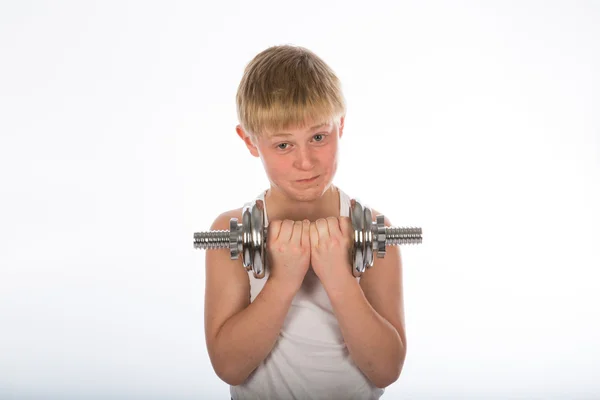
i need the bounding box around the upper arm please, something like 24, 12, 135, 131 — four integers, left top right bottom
359, 209, 407, 350
204, 211, 251, 358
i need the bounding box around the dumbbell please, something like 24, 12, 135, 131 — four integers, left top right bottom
193, 198, 422, 279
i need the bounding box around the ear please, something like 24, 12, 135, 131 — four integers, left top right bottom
338, 116, 345, 139
236, 125, 260, 158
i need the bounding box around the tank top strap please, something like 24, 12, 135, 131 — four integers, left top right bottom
337, 187, 351, 217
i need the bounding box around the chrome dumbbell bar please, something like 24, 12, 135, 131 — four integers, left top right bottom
194, 198, 422, 279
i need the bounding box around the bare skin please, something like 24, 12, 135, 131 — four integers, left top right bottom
204, 118, 406, 388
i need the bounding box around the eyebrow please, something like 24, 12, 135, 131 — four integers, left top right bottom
269, 123, 329, 138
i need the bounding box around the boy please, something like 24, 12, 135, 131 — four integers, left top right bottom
204, 45, 406, 399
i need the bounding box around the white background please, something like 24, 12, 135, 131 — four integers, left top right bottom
1, 1, 599, 399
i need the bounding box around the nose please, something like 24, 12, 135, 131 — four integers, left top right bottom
293, 146, 316, 170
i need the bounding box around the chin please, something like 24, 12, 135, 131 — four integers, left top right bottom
291, 181, 333, 199
293, 191, 323, 202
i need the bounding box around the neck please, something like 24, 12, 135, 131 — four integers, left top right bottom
264, 185, 340, 222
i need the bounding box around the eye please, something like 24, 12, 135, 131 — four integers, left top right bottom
277, 143, 289, 150
313, 134, 325, 142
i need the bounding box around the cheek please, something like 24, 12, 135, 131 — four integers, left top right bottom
322, 145, 339, 167
264, 156, 290, 177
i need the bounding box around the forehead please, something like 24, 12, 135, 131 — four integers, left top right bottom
264, 120, 334, 139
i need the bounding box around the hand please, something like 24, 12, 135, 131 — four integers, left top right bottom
266, 219, 311, 292
309, 217, 355, 288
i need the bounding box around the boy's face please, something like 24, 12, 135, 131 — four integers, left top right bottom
237, 116, 344, 202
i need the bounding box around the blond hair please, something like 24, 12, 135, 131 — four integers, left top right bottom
236, 45, 346, 140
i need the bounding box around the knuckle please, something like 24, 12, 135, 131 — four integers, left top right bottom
270, 220, 281, 231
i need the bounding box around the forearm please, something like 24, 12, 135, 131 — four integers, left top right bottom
212, 278, 296, 385
325, 275, 406, 388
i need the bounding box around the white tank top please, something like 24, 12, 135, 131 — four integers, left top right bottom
230, 187, 385, 400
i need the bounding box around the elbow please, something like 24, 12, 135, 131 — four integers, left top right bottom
217, 371, 248, 387
207, 340, 250, 386
372, 365, 402, 389
373, 345, 407, 389
212, 359, 252, 386
372, 369, 400, 389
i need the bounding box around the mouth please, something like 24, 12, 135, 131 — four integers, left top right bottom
296, 175, 319, 183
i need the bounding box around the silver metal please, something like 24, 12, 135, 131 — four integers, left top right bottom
375, 215, 386, 258
250, 200, 266, 279
383, 226, 422, 245
194, 198, 423, 279
242, 205, 252, 270
229, 218, 240, 259
363, 206, 374, 272
350, 199, 365, 278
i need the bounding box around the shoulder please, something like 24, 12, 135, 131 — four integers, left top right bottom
358, 203, 401, 290
209, 207, 244, 230
204, 206, 251, 292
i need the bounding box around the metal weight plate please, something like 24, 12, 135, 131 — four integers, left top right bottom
229, 218, 241, 260
376, 215, 386, 258
350, 199, 365, 277
363, 206, 374, 270
241, 203, 253, 271
250, 200, 266, 279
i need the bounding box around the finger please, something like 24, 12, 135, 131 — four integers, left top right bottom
291, 220, 303, 245
338, 216, 353, 242
268, 220, 282, 243
301, 219, 310, 248
326, 216, 340, 238
315, 218, 330, 240
279, 220, 294, 242
339, 216, 354, 262
309, 221, 319, 248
